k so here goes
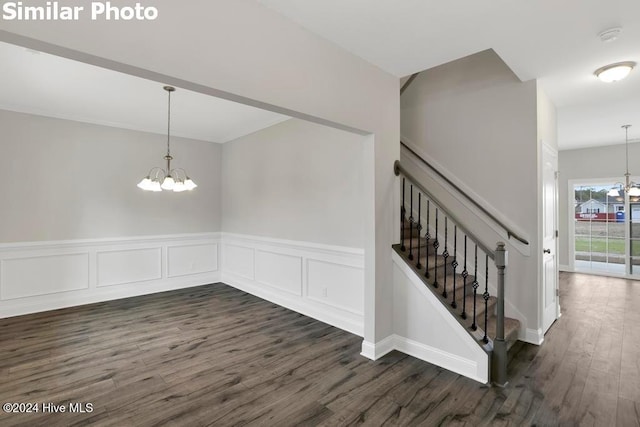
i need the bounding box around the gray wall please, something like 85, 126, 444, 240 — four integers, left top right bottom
400, 49, 543, 333
0, 109, 221, 242
558, 143, 640, 267
222, 118, 365, 248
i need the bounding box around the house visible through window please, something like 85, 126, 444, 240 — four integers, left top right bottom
572, 182, 640, 277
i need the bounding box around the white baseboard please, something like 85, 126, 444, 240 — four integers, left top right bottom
0, 233, 221, 319
361, 334, 485, 384
525, 328, 544, 345
221, 233, 365, 336
559, 264, 570, 272
360, 335, 395, 360
1, 274, 220, 319
393, 335, 485, 383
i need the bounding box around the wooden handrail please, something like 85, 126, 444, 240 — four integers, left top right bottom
395, 160, 496, 259
400, 142, 529, 246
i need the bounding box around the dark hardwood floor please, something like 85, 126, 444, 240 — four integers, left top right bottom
0, 272, 639, 426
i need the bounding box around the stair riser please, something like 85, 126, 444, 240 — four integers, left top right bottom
401, 227, 421, 238
436, 293, 497, 329
407, 250, 445, 264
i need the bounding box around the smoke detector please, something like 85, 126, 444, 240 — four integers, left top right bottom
598, 27, 622, 43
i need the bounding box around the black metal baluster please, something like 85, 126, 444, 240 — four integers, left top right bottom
471, 244, 479, 331
416, 193, 422, 269
400, 178, 406, 252
442, 218, 449, 298
408, 185, 414, 261
461, 236, 468, 319
432, 209, 440, 288
424, 201, 431, 279
451, 226, 458, 309
483, 254, 490, 344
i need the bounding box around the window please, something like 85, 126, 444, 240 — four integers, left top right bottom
572, 181, 640, 277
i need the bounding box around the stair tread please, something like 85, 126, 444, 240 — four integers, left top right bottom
403, 237, 431, 250
485, 316, 520, 343
456, 294, 497, 314
428, 270, 477, 294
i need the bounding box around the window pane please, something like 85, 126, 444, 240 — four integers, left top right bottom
574, 183, 626, 274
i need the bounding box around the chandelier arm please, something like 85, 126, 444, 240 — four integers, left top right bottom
170, 168, 188, 182
148, 167, 167, 181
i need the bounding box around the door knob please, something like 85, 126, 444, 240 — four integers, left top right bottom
543, 249, 551, 254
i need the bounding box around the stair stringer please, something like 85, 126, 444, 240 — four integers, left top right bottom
391, 251, 489, 384
403, 204, 529, 343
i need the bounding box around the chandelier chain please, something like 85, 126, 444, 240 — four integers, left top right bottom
167, 88, 171, 157
624, 124, 630, 176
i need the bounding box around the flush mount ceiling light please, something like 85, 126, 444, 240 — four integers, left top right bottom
608, 125, 640, 197
137, 86, 197, 192
594, 61, 636, 83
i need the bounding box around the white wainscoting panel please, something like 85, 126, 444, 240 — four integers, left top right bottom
307, 259, 364, 315
97, 248, 162, 287
255, 250, 302, 296
1, 252, 89, 300
0, 233, 364, 338
223, 244, 255, 280
168, 243, 219, 278
222, 233, 364, 336
0, 233, 220, 318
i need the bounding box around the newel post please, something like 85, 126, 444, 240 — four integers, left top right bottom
492, 242, 508, 387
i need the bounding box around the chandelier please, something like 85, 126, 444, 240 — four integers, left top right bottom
137, 86, 197, 192
608, 125, 640, 197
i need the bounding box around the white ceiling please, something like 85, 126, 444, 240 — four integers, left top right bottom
257, 0, 640, 150
0, 41, 290, 143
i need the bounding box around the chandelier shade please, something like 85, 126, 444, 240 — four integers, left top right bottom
137, 86, 197, 192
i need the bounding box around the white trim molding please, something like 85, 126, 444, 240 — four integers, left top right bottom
0, 232, 366, 338
388, 251, 489, 383
221, 233, 365, 337
361, 335, 395, 360
361, 334, 487, 384
525, 328, 545, 345
0, 233, 221, 319
394, 335, 484, 383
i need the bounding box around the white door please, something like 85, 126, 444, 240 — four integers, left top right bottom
542, 144, 559, 333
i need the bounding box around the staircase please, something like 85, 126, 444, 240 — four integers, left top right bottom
395, 223, 520, 349
393, 158, 525, 386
